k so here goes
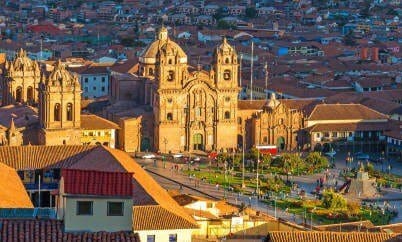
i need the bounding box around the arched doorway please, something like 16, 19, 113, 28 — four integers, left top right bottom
276, 136, 285, 151
141, 137, 151, 152
237, 134, 243, 149
27, 86, 34, 103
16, 87, 22, 103
193, 133, 203, 151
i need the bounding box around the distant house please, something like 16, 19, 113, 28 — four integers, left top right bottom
57, 169, 134, 232
70, 64, 110, 99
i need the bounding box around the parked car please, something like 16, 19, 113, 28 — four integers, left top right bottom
172, 153, 184, 158
355, 152, 369, 160
142, 153, 156, 159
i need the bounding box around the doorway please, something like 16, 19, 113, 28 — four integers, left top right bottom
193, 133, 204, 150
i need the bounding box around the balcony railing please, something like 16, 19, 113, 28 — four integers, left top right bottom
24, 182, 58, 190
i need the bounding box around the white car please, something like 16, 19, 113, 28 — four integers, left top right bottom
142, 154, 156, 159
172, 153, 184, 158
193, 156, 201, 161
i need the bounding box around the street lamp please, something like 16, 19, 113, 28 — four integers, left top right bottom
310, 207, 316, 230
242, 127, 246, 188
163, 137, 168, 154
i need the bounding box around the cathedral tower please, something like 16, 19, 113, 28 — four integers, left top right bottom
38, 60, 81, 145
211, 37, 240, 151
2, 49, 41, 106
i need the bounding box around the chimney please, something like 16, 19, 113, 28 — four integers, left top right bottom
372, 47, 379, 62
360, 47, 368, 60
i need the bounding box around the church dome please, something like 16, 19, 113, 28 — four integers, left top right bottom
7, 48, 39, 73
46, 60, 79, 88
139, 27, 187, 65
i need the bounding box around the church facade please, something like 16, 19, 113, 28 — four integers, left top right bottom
0, 51, 119, 148
138, 27, 240, 153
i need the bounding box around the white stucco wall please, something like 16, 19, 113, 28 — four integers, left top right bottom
63, 197, 133, 232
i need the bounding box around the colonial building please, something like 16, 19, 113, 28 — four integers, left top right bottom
0, 54, 119, 148
1, 49, 41, 105
106, 26, 393, 154
38, 60, 82, 146
138, 27, 239, 153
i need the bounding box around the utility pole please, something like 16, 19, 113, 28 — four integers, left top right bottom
264, 61, 269, 100
242, 127, 246, 188
250, 41, 254, 101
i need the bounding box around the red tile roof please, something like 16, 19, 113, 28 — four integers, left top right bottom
62, 169, 133, 197
308, 104, 388, 120
0, 219, 139, 241
266, 231, 402, 242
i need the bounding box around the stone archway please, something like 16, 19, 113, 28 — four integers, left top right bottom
193, 133, 204, 151
276, 136, 285, 151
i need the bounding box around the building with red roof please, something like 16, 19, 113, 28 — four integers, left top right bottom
58, 169, 134, 232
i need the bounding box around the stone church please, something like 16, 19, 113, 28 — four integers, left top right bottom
0, 51, 118, 147
109, 27, 306, 153
142, 27, 239, 152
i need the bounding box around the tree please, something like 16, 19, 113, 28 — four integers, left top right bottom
217, 20, 234, 30
280, 153, 303, 180
322, 189, 347, 210
213, 7, 226, 20
245, 7, 257, 18
305, 152, 328, 170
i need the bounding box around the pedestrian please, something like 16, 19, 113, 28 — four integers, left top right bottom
216, 183, 219, 190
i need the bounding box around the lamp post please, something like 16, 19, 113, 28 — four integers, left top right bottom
256, 147, 260, 198
310, 207, 316, 230
242, 127, 246, 188
163, 137, 168, 154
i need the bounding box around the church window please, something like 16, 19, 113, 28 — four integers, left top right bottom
279, 118, 284, 125
196, 108, 202, 117
149, 68, 154, 75
237, 117, 242, 125
16, 87, 23, 103
224, 111, 230, 119
263, 136, 268, 143
225, 58, 229, 64
223, 70, 231, 81
167, 71, 174, 81
67, 103, 73, 121
167, 113, 173, 121
168, 59, 172, 64
225, 97, 231, 102
27, 86, 33, 103
167, 98, 172, 103
54, 103, 61, 121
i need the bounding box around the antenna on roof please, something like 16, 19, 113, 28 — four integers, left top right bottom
250, 41, 254, 101
264, 61, 268, 100
239, 54, 243, 87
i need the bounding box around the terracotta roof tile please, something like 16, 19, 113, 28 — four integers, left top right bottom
133, 205, 198, 230
81, 114, 120, 130
308, 104, 388, 120
266, 231, 402, 242
0, 163, 33, 208
0, 219, 139, 241
308, 122, 389, 133
0, 146, 96, 170
62, 169, 133, 197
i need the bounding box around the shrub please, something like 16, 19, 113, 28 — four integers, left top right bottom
322, 189, 347, 211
